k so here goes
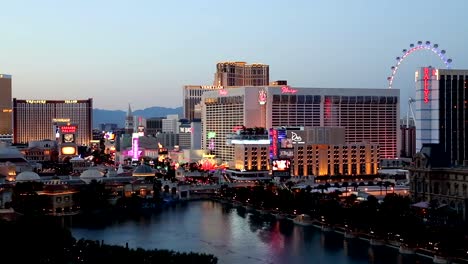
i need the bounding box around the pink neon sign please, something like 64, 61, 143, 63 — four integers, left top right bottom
423, 68, 430, 104
281, 86, 297, 94
258, 89, 267, 105
128, 133, 141, 160
218, 89, 228, 96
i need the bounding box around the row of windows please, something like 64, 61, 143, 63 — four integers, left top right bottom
271, 95, 398, 104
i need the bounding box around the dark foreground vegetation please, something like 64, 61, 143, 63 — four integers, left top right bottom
0, 217, 217, 264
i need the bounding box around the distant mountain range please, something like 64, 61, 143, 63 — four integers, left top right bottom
93, 106, 183, 128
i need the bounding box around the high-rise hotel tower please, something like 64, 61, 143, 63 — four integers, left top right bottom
13, 98, 93, 146
0, 74, 12, 135
214, 61, 269, 87
202, 86, 399, 163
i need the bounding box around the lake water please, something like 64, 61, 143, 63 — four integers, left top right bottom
71, 200, 431, 264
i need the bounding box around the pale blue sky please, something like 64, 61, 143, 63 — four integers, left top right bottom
1, 0, 467, 114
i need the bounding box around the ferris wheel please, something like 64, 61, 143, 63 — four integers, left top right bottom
387, 41, 452, 89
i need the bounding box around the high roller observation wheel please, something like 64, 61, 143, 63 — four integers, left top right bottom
387, 41, 452, 89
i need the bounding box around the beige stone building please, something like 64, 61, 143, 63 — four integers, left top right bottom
410, 150, 467, 219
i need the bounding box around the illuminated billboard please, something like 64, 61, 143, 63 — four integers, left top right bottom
207, 131, 216, 139
272, 159, 291, 177
272, 159, 291, 171
61, 146, 76, 155
280, 138, 293, 149
137, 126, 145, 137
104, 132, 116, 141
279, 149, 294, 158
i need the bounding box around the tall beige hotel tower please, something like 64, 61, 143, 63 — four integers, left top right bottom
0, 74, 12, 135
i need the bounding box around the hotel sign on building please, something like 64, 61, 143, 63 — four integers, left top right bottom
287, 131, 306, 144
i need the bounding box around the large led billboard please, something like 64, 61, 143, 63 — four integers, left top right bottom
272, 159, 291, 171
272, 159, 291, 177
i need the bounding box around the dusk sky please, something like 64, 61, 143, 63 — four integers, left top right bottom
1, 0, 467, 114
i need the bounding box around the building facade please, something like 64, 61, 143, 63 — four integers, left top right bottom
0, 74, 12, 135
410, 151, 468, 220
13, 99, 93, 146
178, 120, 191, 149
162, 114, 179, 133
230, 127, 379, 178
20, 140, 59, 162
214, 62, 269, 87
146, 117, 164, 136
202, 86, 399, 163
415, 68, 468, 165
183, 85, 224, 120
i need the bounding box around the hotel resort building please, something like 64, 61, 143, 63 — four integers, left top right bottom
13, 98, 93, 146
227, 126, 379, 179
201, 86, 399, 166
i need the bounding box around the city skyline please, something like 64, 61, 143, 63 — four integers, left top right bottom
1, 0, 467, 113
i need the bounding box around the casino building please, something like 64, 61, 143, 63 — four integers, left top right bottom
229, 126, 379, 179
13, 99, 93, 146
201, 86, 399, 164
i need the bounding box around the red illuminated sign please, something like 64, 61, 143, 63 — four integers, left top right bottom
60, 126, 77, 133
272, 129, 278, 158
423, 68, 430, 104
281, 86, 298, 94
324, 97, 331, 119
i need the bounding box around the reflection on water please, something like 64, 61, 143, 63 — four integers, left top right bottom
70, 201, 431, 264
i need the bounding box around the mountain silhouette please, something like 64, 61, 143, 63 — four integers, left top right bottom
93, 106, 183, 128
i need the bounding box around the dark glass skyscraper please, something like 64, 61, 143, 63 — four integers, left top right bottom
416, 68, 468, 165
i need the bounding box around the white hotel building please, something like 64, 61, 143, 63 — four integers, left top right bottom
201, 86, 400, 164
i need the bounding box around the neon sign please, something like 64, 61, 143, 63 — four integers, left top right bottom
60, 126, 77, 133
258, 89, 267, 105
53, 118, 70, 123
423, 68, 430, 104
281, 86, 297, 94
128, 133, 141, 160
291, 132, 302, 142
201, 85, 224, 89
207, 131, 216, 139
218, 89, 228, 96
272, 129, 278, 159
26, 100, 46, 104
324, 97, 331, 119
